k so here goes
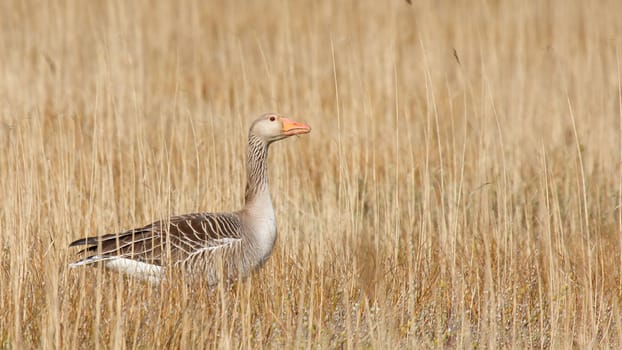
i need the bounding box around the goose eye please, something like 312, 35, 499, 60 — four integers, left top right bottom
269, 116, 276, 122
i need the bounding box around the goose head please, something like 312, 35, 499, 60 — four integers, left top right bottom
250, 113, 311, 143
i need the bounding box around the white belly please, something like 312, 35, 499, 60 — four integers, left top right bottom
246, 190, 277, 260
105, 258, 163, 284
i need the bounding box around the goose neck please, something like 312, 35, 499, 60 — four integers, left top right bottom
244, 134, 270, 206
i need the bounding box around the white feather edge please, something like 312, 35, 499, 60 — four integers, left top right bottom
67, 238, 241, 284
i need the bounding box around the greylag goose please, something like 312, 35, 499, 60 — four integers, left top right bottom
69, 113, 311, 285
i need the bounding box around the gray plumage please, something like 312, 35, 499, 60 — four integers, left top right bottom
69, 113, 311, 285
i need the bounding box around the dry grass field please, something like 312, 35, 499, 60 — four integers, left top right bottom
1, 0, 622, 348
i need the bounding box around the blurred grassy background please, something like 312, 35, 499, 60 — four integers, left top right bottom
1, 0, 621, 348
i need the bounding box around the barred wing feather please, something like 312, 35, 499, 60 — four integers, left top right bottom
69, 212, 243, 267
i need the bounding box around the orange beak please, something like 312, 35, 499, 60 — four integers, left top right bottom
281, 117, 311, 136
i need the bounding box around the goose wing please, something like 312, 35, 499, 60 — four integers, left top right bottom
69, 212, 243, 267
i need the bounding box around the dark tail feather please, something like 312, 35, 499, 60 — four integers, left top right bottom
69, 229, 142, 247
69, 226, 153, 251
69, 237, 99, 247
